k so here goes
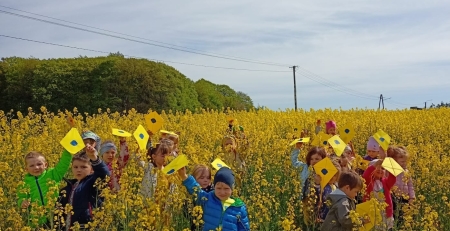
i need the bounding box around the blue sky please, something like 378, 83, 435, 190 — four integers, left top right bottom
1, 0, 449, 110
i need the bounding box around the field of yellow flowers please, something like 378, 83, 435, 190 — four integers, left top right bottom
1, 107, 449, 231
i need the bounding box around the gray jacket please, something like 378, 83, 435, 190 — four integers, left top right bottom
321, 189, 357, 231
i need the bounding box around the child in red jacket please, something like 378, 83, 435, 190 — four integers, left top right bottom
363, 158, 396, 230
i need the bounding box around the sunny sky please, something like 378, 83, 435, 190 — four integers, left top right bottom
1, 1, 449, 110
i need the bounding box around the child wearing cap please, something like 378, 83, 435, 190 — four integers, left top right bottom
81, 130, 101, 152
314, 120, 337, 135
178, 167, 250, 231
100, 139, 130, 191
364, 136, 380, 161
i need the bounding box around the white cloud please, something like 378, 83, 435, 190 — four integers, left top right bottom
1, 0, 449, 110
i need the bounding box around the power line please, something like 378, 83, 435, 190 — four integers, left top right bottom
0, 34, 290, 73
0, 8, 290, 68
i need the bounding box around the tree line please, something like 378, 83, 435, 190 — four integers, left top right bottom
0, 53, 254, 114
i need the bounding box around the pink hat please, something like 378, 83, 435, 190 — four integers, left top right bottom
367, 136, 380, 151
325, 120, 337, 131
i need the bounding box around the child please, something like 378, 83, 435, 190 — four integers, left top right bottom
364, 136, 380, 161
321, 171, 366, 231
325, 120, 337, 136
166, 134, 179, 157
388, 146, 415, 226
290, 143, 327, 225
100, 139, 130, 191
186, 165, 214, 231
363, 159, 397, 230
58, 143, 110, 230
192, 164, 214, 192
17, 149, 72, 226
82, 130, 101, 152
221, 136, 245, 170
141, 140, 177, 199
178, 167, 250, 231
316, 161, 341, 222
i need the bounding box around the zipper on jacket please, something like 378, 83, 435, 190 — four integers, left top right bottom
35, 176, 45, 205
237, 215, 249, 231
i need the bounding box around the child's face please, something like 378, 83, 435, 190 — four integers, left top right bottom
102, 149, 116, 164
340, 155, 349, 166
152, 152, 167, 167
72, 160, 92, 181
310, 153, 323, 166
327, 127, 336, 135
26, 157, 48, 176
83, 139, 96, 150
342, 185, 360, 199
396, 156, 407, 168
195, 170, 211, 188
374, 167, 385, 179
223, 139, 235, 152
214, 182, 232, 201
367, 150, 379, 158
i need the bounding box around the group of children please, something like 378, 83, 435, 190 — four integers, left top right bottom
292, 120, 415, 230
18, 123, 250, 231
17, 118, 414, 231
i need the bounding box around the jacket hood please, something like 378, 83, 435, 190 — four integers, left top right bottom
328, 188, 349, 203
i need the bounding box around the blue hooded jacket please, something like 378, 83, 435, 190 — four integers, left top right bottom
182, 175, 250, 231
291, 148, 312, 199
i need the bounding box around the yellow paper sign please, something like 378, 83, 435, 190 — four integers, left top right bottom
293, 124, 302, 138
211, 158, 230, 170
328, 135, 347, 156
159, 130, 178, 136
311, 132, 332, 147
314, 157, 338, 189
373, 130, 391, 151
112, 128, 132, 137
162, 154, 189, 175
133, 125, 149, 150
382, 157, 404, 176
356, 200, 383, 231
339, 123, 356, 144
145, 112, 164, 134
60, 128, 85, 154
289, 137, 311, 146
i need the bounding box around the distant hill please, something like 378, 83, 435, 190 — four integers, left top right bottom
0, 53, 254, 113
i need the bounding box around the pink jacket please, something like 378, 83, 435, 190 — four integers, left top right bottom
393, 170, 415, 199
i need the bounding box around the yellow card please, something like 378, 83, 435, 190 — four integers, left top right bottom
311, 132, 332, 147
145, 112, 164, 134
162, 154, 189, 175
314, 157, 338, 189
112, 128, 132, 137
358, 159, 370, 171
328, 135, 347, 156
60, 128, 85, 154
289, 137, 311, 146
211, 158, 230, 170
159, 130, 178, 136
133, 125, 149, 150
356, 200, 383, 231
373, 130, 391, 151
382, 157, 404, 176
339, 123, 356, 144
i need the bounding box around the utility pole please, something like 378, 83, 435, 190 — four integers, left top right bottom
378, 94, 391, 109
290, 66, 298, 111
424, 99, 432, 109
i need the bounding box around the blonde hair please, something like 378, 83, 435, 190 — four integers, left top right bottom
167, 134, 179, 145
222, 136, 236, 148
387, 145, 408, 160
25, 151, 46, 162
191, 164, 211, 180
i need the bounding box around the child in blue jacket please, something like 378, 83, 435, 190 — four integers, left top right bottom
178, 166, 250, 231
58, 143, 110, 230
